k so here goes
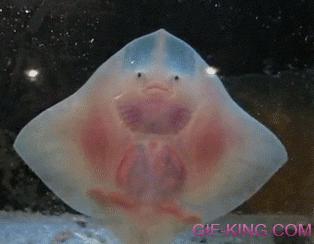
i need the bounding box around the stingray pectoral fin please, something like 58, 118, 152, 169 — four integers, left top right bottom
218, 103, 288, 202
181, 77, 288, 222
13, 93, 96, 216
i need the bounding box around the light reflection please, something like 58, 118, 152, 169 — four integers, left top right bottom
205, 66, 218, 75
25, 68, 39, 81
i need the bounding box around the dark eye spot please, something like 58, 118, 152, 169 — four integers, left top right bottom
137, 72, 142, 78
174, 75, 179, 81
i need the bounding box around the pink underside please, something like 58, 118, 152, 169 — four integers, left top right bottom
116, 141, 186, 203
79, 107, 125, 181
193, 116, 225, 166
79, 101, 231, 223
80, 110, 110, 170
184, 111, 229, 188
117, 95, 191, 134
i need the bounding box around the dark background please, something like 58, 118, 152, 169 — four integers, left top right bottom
0, 0, 313, 219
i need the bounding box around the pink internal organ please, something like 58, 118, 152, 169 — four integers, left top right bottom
80, 112, 109, 169
118, 105, 142, 128
116, 143, 186, 203
117, 100, 191, 134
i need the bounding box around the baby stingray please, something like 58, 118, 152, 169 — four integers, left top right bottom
14, 29, 287, 244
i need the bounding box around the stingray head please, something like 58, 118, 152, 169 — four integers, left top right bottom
94, 30, 209, 135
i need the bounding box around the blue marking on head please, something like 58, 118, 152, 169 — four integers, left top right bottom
123, 34, 156, 70
164, 35, 196, 75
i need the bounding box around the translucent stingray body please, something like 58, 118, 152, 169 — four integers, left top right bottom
14, 29, 287, 244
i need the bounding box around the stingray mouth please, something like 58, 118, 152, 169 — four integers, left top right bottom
143, 84, 172, 95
